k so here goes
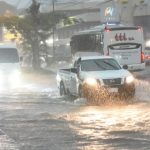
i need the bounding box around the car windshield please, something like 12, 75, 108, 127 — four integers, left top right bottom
0, 48, 19, 63
81, 58, 121, 71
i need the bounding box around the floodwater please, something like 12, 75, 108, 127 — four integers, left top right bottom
63, 79, 150, 150
0, 69, 149, 150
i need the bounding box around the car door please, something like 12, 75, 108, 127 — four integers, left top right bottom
69, 70, 78, 96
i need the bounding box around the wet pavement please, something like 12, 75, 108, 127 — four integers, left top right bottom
0, 66, 149, 150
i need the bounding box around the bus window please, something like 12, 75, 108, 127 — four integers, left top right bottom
71, 34, 101, 54
95, 33, 104, 54
70, 33, 105, 55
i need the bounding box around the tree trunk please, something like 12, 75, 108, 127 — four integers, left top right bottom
32, 41, 40, 71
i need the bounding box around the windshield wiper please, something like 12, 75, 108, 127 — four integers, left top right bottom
102, 61, 119, 70
94, 61, 106, 70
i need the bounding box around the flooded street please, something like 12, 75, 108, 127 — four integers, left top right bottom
0, 68, 149, 150
65, 103, 150, 150
1, 0, 150, 149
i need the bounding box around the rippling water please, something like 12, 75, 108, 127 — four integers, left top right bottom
63, 101, 150, 150
0, 72, 150, 150
61, 79, 150, 150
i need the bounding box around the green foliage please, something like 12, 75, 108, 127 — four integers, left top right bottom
0, 2, 65, 70
63, 16, 79, 26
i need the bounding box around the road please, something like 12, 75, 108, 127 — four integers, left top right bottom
0, 67, 150, 150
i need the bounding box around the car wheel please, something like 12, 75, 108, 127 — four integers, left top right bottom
60, 82, 66, 96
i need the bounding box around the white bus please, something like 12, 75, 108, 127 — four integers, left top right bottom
70, 24, 145, 71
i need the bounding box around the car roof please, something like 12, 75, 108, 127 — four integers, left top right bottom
73, 24, 139, 36
73, 55, 114, 62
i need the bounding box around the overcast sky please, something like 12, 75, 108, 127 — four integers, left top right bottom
0, 0, 30, 8
1, 0, 106, 9
1, 0, 21, 6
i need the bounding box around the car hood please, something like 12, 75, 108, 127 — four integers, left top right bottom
80, 69, 132, 80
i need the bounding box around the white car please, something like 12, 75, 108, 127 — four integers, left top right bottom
0, 43, 21, 89
57, 55, 135, 100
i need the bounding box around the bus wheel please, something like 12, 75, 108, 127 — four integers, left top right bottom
60, 82, 66, 96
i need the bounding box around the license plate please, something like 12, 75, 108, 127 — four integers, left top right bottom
108, 88, 118, 93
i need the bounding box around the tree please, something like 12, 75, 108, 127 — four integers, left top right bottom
0, 0, 65, 71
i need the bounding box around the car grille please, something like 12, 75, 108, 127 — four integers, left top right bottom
103, 78, 121, 86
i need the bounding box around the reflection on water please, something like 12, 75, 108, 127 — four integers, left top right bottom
64, 102, 150, 150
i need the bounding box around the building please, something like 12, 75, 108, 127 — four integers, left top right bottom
2, 0, 150, 55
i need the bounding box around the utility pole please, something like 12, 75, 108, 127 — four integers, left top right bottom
0, 26, 3, 42
52, 0, 55, 58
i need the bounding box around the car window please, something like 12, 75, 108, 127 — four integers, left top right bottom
0, 48, 19, 63
81, 58, 121, 71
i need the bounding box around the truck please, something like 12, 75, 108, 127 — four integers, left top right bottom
56, 53, 135, 102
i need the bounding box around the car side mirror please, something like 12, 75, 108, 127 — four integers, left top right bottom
71, 67, 80, 77
76, 58, 81, 77
76, 66, 80, 77
123, 65, 128, 70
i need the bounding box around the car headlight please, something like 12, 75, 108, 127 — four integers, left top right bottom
9, 70, 21, 86
84, 78, 97, 86
126, 76, 134, 84
10, 70, 21, 78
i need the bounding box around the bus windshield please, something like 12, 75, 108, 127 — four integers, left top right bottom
81, 58, 121, 71
0, 48, 19, 63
